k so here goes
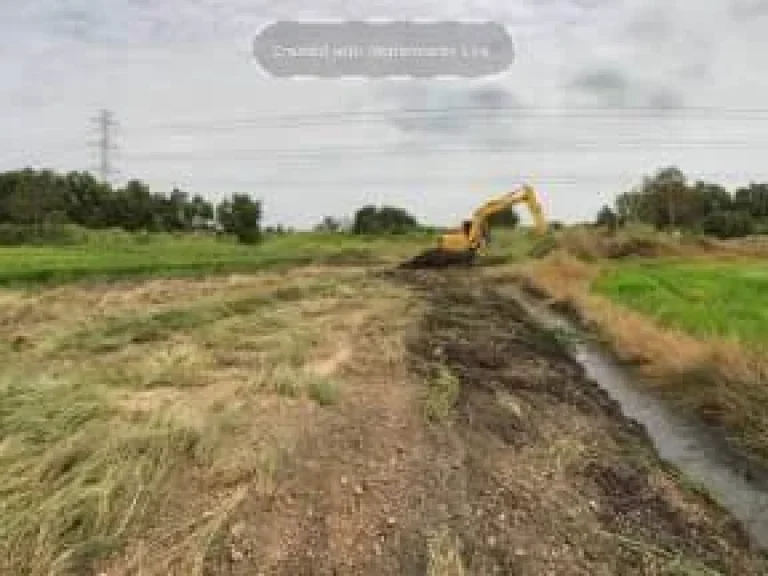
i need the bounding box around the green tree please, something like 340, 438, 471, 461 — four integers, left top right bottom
216, 194, 262, 243
63, 171, 111, 228
190, 194, 214, 229
646, 166, 688, 229
0, 168, 225, 239
352, 205, 420, 234
595, 205, 618, 230
734, 183, 768, 218
112, 180, 154, 231
689, 181, 731, 226
6, 169, 66, 236
315, 216, 343, 232
616, 186, 657, 225
701, 210, 755, 239
613, 168, 743, 235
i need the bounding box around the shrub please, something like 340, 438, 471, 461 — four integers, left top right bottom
0, 223, 86, 246
308, 378, 340, 406
701, 210, 755, 239
352, 205, 420, 235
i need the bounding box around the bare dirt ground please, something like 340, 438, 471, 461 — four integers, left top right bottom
206, 269, 767, 575
2, 266, 767, 575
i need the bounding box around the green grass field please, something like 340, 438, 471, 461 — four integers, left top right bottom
0, 228, 537, 287
0, 232, 436, 286
594, 259, 768, 346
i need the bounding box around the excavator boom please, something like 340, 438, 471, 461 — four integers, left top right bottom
466, 184, 546, 250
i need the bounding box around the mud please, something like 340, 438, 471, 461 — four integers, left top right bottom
207, 270, 767, 575
398, 249, 475, 269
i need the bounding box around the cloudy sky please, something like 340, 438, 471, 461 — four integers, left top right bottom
2, 0, 768, 227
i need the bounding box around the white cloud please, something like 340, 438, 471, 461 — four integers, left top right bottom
1, 0, 768, 227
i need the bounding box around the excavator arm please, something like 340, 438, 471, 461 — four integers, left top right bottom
465, 184, 546, 250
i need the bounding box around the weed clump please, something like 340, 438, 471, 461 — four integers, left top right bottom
308, 377, 340, 406
424, 365, 460, 423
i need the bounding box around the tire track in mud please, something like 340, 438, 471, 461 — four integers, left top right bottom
208, 270, 767, 575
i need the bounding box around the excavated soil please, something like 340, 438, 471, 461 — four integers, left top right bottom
207, 270, 767, 575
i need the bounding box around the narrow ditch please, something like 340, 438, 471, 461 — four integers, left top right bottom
395, 269, 766, 574
511, 285, 768, 550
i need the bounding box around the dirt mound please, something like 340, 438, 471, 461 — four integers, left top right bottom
399, 249, 475, 269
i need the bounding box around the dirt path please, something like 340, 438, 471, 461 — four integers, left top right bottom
206, 270, 767, 575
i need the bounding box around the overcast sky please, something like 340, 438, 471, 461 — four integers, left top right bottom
2, 0, 768, 227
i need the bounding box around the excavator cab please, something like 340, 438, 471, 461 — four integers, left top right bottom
462, 220, 490, 247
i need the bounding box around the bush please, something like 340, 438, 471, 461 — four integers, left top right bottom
0, 224, 28, 245
216, 194, 262, 244
308, 378, 340, 406
0, 223, 87, 246
353, 205, 420, 235
701, 210, 755, 239
424, 365, 460, 423
595, 205, 618, 230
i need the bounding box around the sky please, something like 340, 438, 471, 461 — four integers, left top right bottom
2, 0, 768, 228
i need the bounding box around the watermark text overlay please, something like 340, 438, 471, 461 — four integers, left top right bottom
253, 21, 515, 78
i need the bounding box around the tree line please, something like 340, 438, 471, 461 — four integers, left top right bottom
0, 169, 262, 244
596, 166, 768, 238
17, 165, 764, 247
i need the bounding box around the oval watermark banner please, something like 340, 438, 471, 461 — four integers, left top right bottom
253, 21, 515, 78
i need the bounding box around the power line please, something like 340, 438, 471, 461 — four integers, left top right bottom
151, 172, 764, 188
121, 140, 768, 163
13, 104, 768, 142
139, 104, 768, 132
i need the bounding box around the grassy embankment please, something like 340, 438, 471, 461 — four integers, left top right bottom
523, 227, 768, 463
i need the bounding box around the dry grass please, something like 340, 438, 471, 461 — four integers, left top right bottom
531, 225, 745, 262
722, 234, 768, 258
521, 253, 768, 463
0, 267, 414, 575
427, 527, 466, 576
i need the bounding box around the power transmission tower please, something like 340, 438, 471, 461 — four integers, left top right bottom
93, 109, 117, 183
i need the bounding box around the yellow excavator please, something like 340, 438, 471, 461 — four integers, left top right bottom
401, 184, 548, 268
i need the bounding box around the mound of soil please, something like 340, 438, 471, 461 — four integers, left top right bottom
399, 249, 475, 269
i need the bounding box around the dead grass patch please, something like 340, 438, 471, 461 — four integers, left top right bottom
533, 225, 730, 262
427, 527, 465, 576
0, 267, 415, 575
521, 254, 768, 464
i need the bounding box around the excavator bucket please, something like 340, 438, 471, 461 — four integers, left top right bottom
398, 248, 475, 269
